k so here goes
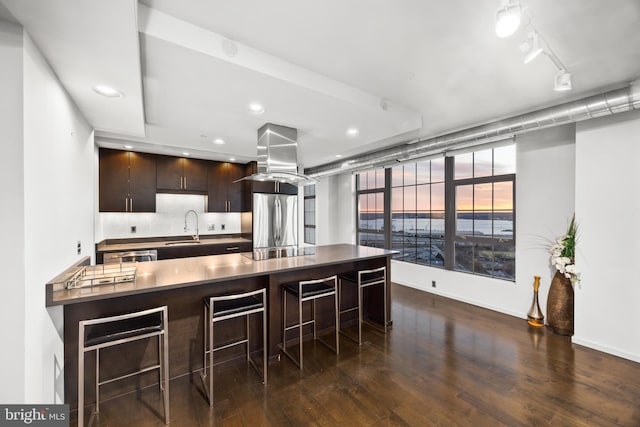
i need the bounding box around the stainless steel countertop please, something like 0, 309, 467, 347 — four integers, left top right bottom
46, 244, 396, 306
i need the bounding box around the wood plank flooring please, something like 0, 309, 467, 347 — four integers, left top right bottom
71, 283, 640, 426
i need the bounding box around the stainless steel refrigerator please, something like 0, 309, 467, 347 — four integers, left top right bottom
253, 193, 298, 258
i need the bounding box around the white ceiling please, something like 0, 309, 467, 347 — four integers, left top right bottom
2, 0, 640, 168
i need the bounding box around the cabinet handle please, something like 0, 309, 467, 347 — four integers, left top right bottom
125, 198, 128, 212
226, 247, 239, 251
130, 197, 133, 212
184, 176, 187, 189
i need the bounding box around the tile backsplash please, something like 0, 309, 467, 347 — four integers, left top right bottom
98, 194, 241, 239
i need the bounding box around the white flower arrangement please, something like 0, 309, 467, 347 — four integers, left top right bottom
549, 215, 580, 282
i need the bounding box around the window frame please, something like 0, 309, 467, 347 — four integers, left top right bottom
355, 144, 516, 282
303, 184, 316, 244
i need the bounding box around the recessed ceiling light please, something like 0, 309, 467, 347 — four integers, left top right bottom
229, 157, 236, 162
213, 138, 226, 145
346, 128, 359, 137
335, 154, 343, 158
124, 145, 133, 150
182, 152, 190, 156
93, 85, 124, 98
248, 102, 265, 114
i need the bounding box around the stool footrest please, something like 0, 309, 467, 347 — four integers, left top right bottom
97, 363, 161, 386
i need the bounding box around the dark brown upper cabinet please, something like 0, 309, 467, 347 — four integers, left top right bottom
156, 155, 208, 193
208, 161, 246, 212
99, 148, 156, 212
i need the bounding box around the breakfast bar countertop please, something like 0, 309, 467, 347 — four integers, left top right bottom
46, 244, 396, 306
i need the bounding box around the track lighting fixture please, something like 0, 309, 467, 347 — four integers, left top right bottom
520, 31, 543, 64
495, 0, 521, 38
554, 70, 572, 91
496, 1, 572, 91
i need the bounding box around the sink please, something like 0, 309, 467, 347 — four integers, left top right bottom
165, 240, 202, 246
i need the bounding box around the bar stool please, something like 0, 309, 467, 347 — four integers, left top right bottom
201, 288, 267, 407
77, 306, 169, 427
338, 266, 387, 345
282, 275, 339, 370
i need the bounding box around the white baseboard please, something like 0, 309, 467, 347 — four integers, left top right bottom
393, 278, 525, 320
572, 337, 640, 364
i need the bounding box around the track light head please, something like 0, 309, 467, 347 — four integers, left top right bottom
495, 0, 521, 38
520, 31, 544, 64
554, 70, 572, 91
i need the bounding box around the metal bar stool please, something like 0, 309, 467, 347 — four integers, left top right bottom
200, 288, 267, 407
338, 266, 387, 345
282, 275, 339, 370
78, 306, 169, 427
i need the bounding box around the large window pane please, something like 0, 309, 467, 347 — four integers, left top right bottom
432, 158, 445, 182
404, 163, 417, 186
375, 169, 385, 189
416, 161, 430, 185
473, 183, 492, 237
392, 165, 404, 187
455, 241, 474, 272
494, 145, 516, 175
375, 192, 385, 232
432, 183, 445, 211
366, 171, 376, 190
358, 194, 369, 229
455, 152, 473, 180
494, 181, 513, 238
493, 243, 515, 279
456, 185, 473, 235
474, 149, 493, 178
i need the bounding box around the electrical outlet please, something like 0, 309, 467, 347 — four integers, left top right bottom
208, 224, 215, 231
432, 280, 436, 288
131, 225, 137, 234
77, 241, 81, 255
221, 224, 225, 231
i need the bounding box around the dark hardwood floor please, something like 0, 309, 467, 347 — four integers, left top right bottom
72, 284, 640, 426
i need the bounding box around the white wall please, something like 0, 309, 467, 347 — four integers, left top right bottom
22, 32, 95, 403
0, 24, 95, 404
0, 19, 26, 404
574, 109, 640, 363
97, 194, 241, 241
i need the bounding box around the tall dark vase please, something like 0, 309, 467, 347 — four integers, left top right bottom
546, 271, 574, 336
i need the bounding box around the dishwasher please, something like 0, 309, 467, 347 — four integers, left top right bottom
103, 249, 158, 264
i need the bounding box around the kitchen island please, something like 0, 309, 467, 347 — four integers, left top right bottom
48, 244, 395, 408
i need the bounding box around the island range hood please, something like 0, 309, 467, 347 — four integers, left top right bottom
236, 123, 316, 185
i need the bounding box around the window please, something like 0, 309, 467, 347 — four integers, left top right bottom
452, 146, 515, 279
355, 144, 516, 281
303, 184, 316, 244
391, 158, 445, 266
356, 169, 386, 249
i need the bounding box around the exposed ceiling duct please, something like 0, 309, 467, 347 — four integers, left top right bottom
306, 81, 640, 178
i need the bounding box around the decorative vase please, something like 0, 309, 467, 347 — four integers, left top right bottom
546, 271, 574, 336
527, 276, 544, 327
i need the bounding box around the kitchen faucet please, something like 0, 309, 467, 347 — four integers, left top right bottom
184, 209, 199, 241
